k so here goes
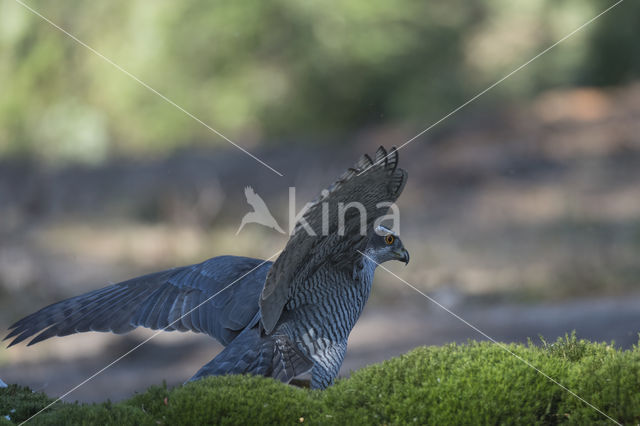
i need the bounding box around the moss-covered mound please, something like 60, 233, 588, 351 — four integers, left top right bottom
2, 334, 639, 425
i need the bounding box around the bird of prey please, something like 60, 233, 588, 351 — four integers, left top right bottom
4, 146, 409, 389
236, 186, 285, 234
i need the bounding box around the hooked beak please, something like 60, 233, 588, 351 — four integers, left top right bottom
393, 247, 410, 265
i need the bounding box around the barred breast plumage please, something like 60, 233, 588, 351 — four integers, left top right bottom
277, 259, 377, 387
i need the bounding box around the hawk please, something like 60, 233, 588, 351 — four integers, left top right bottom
5, 146, 409, 389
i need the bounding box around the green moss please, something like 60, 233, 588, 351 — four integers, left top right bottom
2, 336, 639, 425
0, 384, 57, 423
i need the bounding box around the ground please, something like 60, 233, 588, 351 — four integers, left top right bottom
2, 336, 639, 425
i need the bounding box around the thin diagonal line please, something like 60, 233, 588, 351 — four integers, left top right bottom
12, 0, 283, 177
359, 0, 624, 176
357, 251, 621, 425
20, 250, 282, 425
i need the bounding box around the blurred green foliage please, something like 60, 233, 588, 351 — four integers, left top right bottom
0, 0, 638, 163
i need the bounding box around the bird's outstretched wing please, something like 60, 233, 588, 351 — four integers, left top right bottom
259, 146, 407, 333
4, 256, 271, 347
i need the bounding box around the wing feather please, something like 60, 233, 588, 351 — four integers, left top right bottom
259, 146, 407, 333
4, 256, 271, 347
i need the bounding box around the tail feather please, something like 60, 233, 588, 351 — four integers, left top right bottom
272, 334, 314, 383
188, 325, 312, 384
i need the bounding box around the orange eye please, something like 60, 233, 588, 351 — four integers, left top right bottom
384, 234, 395, 245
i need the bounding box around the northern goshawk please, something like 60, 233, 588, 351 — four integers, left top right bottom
5, 146, 409, 389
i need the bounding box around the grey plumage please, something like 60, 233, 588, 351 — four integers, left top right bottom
189, 313, 314, 385
5, 256, 270, 347
4, 146, 409, 390
260, 146, 407, 334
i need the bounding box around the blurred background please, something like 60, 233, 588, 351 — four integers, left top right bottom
1, 0, 639, 402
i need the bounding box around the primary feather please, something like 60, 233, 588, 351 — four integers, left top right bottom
4, 256, 270, 347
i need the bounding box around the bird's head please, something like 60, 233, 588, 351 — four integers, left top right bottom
364, 225, 410, 265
